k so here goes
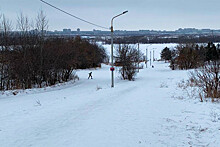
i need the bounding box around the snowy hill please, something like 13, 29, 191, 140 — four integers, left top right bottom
0, 62, 220, 147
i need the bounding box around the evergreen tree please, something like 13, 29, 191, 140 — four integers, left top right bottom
205, 42, 219, 61
161, 47, 172, 61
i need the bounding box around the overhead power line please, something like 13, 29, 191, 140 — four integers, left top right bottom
40, 0, 109, 30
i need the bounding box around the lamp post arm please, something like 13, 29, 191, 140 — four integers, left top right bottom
111, 14, 122, 26
111, 11, 128, 28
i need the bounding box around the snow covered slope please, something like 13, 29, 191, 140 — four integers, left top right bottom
0, 62, 220, 147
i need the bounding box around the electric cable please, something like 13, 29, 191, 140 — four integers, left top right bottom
40, 0, 109, 30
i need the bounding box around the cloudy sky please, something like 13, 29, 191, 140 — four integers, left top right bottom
0, 0, 220, 31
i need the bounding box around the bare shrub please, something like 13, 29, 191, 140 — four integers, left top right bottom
176, 79, 205, 101
115, 44, 141, 81
189, 61, 220, 101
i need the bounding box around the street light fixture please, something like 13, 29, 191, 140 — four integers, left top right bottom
110, 11, 128, 88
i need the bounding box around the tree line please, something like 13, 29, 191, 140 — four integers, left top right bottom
103, 35, 220, 45
161, 43, 220, 100
161, 42, 220, 70
0, 11, 108, 90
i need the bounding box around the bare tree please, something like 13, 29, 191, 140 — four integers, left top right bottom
15, 13, 35, 89
36, 10, 48, 37
17, 13, 31, 32
0, 13, 107, 91
36, 10, 48, 87
115, 44, 139, 81
0, 14, 13, 90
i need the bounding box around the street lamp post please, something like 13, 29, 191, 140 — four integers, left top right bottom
153, 50, 155, 62
138, 42, 140, 72
111, 11, 128, 88
146, 48, 148, 68
137, 38, 143, 72
145, 44, 152, 68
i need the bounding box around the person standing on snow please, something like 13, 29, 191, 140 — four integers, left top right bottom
88, 72, 93, 79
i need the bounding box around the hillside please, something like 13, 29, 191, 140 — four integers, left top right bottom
0, 62, 219, 147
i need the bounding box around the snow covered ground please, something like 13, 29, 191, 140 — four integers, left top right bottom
0, 61, 220, 147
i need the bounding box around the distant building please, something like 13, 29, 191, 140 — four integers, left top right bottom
63, 29, 71, 34
46, 27, 220, 37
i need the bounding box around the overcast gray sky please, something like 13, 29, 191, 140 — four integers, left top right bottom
0, 0, 220, 31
